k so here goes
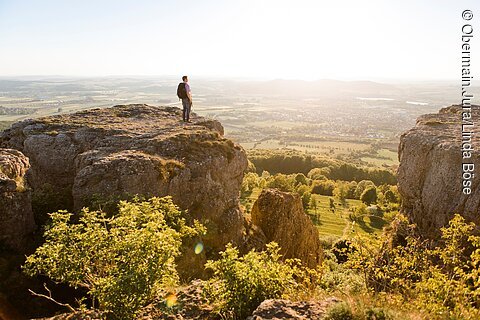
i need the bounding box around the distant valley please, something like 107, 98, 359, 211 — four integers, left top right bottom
1, 77, 478, 169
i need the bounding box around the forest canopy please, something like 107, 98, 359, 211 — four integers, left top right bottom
248, 149, 397, 185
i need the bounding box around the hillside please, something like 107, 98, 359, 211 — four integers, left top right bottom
0, 104, 479, 319
0, 105, 324, 319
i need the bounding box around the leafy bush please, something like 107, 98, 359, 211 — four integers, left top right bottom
326, 302, 354, 320
204, 242, 316, 319
241, 172, 259, 193
295, 184, 312, 210
311, 179, 336, 196
364, 307, 393, 320
360, 186, 377, 205
23, 196, 205, 319
383, 189, 398, 204
332, 239, 357, 264
354, 180, 375, 199
319, 250, 366, 295
294, 173, 309, 186
333, 182, 349, 203
348, 214, 480, 319
349, 203, 368, 222
265, 173, 296, 192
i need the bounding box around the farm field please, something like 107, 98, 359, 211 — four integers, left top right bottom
308, 194, 388, 239
241, 189, 389, 242
240, 138, 399, 167
285, 140, 370, 155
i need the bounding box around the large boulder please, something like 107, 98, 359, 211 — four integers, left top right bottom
398, 105, 480, 236
0, 105, 248, 253
251, 189, 322, 268
247, 298, 340, 320
0, 148, 34, 252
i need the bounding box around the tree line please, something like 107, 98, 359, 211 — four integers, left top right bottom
247, 149, 397, 186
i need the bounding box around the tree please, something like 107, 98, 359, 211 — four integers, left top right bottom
246, 160, 257, 173
294, 173, 308, 186
242, 172, 259, 194
333, 181, 348, 206
307, 167, 330, 180
329, 197, 336, 212
311, 179, 336, 196
301, 191, 312, 210
354, 180, 376, 199
360, 187, 377, 205
309, 197, 319, 224
309, 197, 318, 215
266, 174, 296, 192
384, 188, 399, 204
23, 197, 205, 319
346, 181, 357, 199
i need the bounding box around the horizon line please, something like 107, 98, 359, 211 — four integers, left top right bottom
0, 74, 467, 83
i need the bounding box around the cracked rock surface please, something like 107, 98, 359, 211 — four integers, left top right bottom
397, 105, 480, 236
0, 105, 248, 255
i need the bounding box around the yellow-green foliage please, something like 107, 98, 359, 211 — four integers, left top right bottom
348, 214, 480, 319
23, 196, 205, 319
325, 302, 355, 320
265, 173, 297, 192
155, 158, 185, 181
0, 121, 13, 131
204, 242, 318, 320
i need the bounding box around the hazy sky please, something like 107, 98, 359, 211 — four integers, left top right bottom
0, 0, 478, 80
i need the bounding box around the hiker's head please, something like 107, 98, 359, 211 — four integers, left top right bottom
182, 76, 188, 82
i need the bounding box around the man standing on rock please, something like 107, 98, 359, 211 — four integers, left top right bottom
177, 75, 192, 122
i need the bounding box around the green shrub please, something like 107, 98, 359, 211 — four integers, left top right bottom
23, 196, 205, 319
300, 190, 312, 210
320, 251, 366, 295
265, 173, 296, 192
360, 187, 377, 205
326, 302, 354, 320
348, 214, 480, 318
204, 242, 315, 319
84, 192, 140, 215
318, 235, 338, 250
241, 172, 259, 193
364, 307, 393, 320
311, 179, 336, 196
349, 203, 368, 222
383, 189, 398, 204
354, 180, 375, 199
332, 239, 358, 264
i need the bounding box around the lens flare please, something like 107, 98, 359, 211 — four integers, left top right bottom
194, 242, 204, 254
165, 292, 177, 308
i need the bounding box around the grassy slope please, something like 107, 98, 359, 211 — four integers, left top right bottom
241, 188, 388, 241
0, 121, 14, 132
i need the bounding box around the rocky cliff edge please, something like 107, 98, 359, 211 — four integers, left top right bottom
398, 105, 480, 236
0, 104, 248, 254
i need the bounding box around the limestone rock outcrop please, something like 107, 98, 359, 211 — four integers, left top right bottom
251, 189, 322, 268
0, 105, 248, 252
0, 148, 34, 251
247, 298, 340, 320
398, 105, 480, 236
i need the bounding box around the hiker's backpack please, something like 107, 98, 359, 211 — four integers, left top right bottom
177, 82, 187, 99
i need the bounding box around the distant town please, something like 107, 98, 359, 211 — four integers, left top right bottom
1, 76, 478, 169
